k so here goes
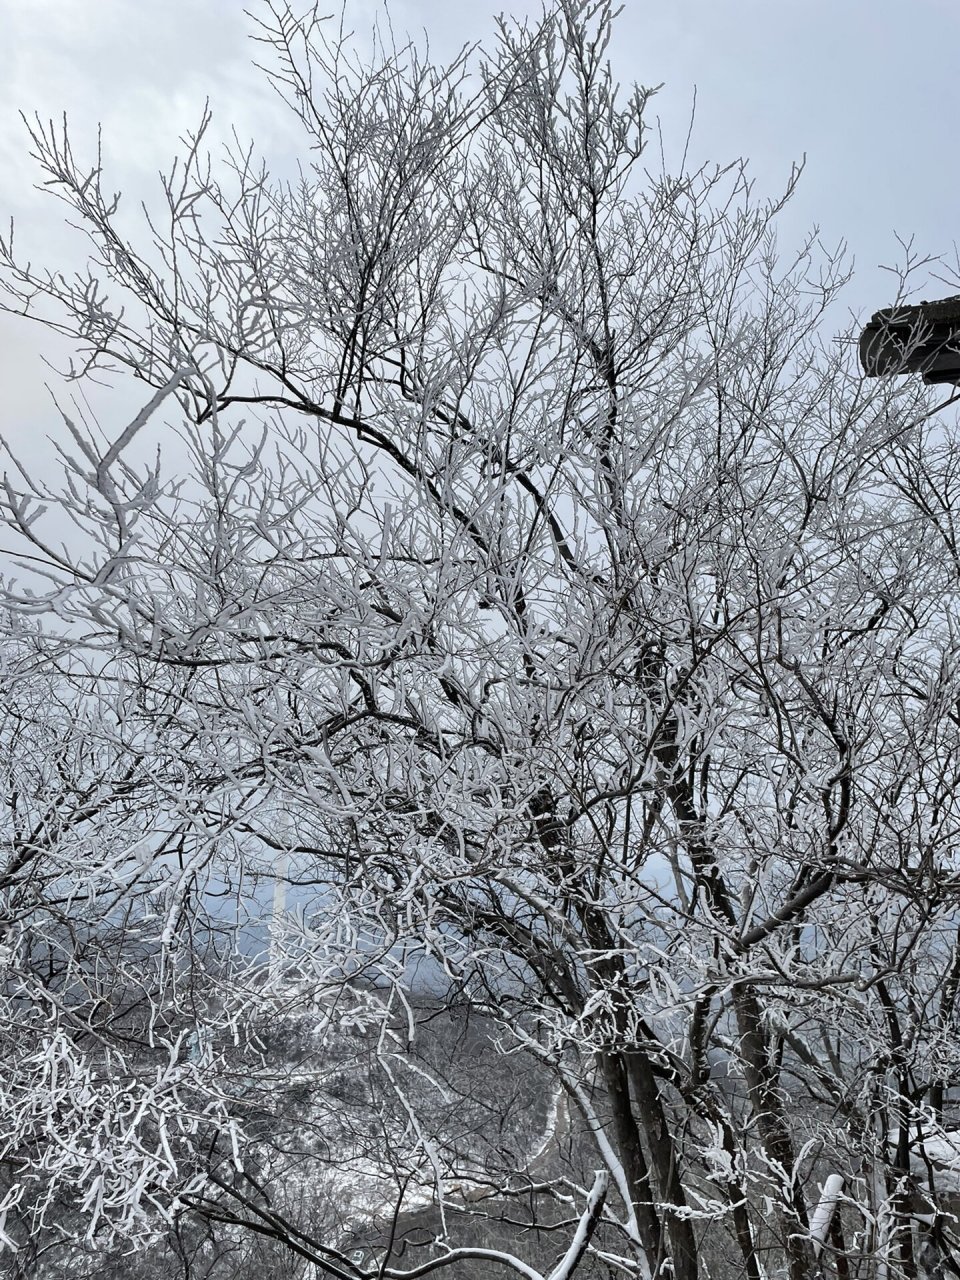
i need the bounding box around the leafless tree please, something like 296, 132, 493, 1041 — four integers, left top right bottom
3, 3, 960, 1278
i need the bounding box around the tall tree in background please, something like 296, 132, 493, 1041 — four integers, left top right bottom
2, 3, 960, 1278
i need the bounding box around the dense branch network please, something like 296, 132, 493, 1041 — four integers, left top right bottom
2, 3, 960, 1279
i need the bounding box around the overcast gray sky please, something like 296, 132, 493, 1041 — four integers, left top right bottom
2, 0, 959, 448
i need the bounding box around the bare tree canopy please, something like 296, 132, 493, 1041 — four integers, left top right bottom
3, 3, 960, 1279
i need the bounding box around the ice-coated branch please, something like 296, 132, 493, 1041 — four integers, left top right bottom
372, 1173, 610, 1280
809, 1174, 844, 1256
546, 1169, 612, 1280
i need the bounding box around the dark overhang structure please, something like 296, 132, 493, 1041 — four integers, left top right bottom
859, 295, 960, 386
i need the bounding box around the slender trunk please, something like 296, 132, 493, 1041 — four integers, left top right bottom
876, 976, 917, 1280
733, 986, 814, 1280
659, 753, 813, 1278
714, 1105, 765, 1280
600, 1050, 664, 1272
626, 1053, 699, 1280
531, 783, 691, 1277
829, 1200, 850, 1280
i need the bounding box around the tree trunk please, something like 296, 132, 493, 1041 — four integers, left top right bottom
600, 1050, 664, 1273
626, 1052, 699, 1280
734, 986, 815, 1280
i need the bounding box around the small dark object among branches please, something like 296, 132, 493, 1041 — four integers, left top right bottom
860, 294, 960, 385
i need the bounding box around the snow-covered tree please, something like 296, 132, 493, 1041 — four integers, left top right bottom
3, 3, 960, 1278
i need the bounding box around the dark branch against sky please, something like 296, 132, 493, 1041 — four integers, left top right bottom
2, 0, 958, 450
